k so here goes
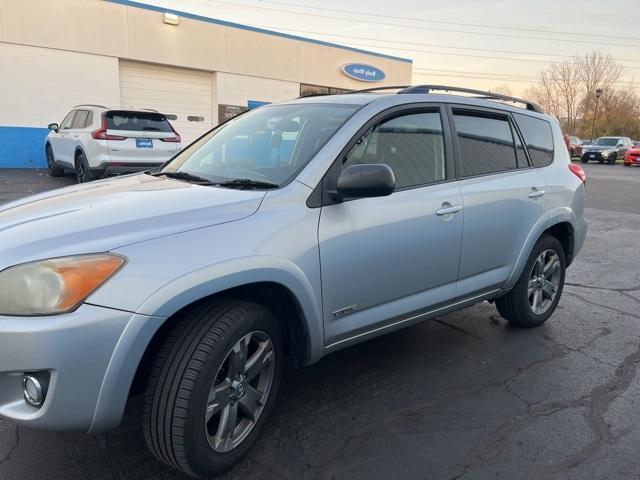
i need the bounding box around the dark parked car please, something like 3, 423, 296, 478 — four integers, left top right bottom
581, 136, 633, 164
568, 136, 583, 157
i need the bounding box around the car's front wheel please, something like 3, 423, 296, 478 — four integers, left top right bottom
143, 299, 283, 478
46, 145, 64, 177
496, 234, 566, 327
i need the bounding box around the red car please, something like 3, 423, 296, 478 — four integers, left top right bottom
624, 142, 640, 166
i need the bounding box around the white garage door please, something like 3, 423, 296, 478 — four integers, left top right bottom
119, 60, 213, 144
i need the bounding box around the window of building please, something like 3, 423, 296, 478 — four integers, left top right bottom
300, 84, 352, 97
344, 111, 445, 189
513, 113, 554, 167
453, 111, 517, 177
72, 110, 89, 129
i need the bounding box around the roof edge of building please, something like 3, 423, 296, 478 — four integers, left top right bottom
107, 0, 413, 64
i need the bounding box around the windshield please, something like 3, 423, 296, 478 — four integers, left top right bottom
161, 104, 359, 186
593, 137, 618, 146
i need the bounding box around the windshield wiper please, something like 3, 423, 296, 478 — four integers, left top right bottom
217, 178, 279, 189
150, 171, 215, 184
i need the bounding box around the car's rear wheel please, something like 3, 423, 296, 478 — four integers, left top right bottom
75, 153, 94, 183
496, 234, 566, 328
143, 299, 283, 478
46, 145, 64, 177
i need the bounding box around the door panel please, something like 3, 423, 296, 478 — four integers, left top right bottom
319, 183, 463, 345
456, 169, 546, 297
318, 107, 462, 345
449, 107, 548, 297
55, 110, 78, 167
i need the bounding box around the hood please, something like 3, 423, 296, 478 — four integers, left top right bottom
583, 145, 615, 152
0, 174, 266, 269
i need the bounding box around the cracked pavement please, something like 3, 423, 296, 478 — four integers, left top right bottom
0, 163, 639, 479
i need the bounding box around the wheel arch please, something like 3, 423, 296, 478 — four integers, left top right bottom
90, 268, 322, 433
74, 146, 87, 162
504, 209, 578, 290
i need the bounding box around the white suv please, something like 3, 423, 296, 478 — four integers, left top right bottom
45, 105, 182, 182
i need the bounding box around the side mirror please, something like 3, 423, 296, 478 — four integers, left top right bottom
336, 164, 395, 199
48, 123, 59, 132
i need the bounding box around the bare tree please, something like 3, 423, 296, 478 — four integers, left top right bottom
525, 51, 627, 137
578, 51, 625, 130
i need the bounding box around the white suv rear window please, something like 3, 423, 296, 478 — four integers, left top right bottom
106, 111, 173, 132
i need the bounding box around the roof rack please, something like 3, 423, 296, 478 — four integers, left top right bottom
339, 84, 541, 113
73, 104, 107, 109
397, 85, 542, 112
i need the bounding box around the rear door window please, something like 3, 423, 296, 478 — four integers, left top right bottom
106, 111, 173, 132
513, 113, 554, 167
72, 110, 89, 129
452, 111, 517, 177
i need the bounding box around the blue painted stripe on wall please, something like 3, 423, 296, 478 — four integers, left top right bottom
107, 0, 412, 64
0, 126, 48, 168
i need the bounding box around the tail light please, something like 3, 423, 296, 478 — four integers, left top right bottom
569, 163, 586, 183
92, 114, 126, 141
160, 122, 181, 143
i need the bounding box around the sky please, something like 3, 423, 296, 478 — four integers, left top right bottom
140, 0, 639, 95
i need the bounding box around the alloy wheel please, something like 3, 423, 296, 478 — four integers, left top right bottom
205, 330, 275, 453
528, 249, 561, 315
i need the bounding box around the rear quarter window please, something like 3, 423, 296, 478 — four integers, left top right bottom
106, 111, 173, 132
513, 113, 554, 167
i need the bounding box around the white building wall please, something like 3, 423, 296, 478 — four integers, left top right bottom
215, 73, 299, 109
0, 43, 120, 128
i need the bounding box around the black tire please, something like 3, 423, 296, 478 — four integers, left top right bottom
580, 157, 588, 164
75, 152, 94, 183
609, 153, 617, 164
143, 299, 283, 478
46, 145, 64, 177
496, 234, 566, 328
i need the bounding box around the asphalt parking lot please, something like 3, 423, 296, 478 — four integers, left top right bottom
1, 163, 639, 480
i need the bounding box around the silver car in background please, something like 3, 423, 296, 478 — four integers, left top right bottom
0, 86, 587, 478
45, 105, 182, 182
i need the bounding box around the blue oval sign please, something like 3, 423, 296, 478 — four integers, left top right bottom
341, 63, 385, 82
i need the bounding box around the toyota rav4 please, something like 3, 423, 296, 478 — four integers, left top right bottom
0, 86, 587, 478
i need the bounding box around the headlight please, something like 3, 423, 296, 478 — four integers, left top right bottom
0, 254, 125, 316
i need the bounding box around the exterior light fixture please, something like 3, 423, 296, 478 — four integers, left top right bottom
163, 12, 180, 26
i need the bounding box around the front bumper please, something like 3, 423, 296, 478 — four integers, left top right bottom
0, 304, 135, 431
624, 155, 640, 165
582, 151, 610, 162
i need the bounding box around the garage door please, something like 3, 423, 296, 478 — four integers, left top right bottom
119, 61, 213, 144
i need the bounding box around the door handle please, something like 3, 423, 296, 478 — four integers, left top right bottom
528, 188, 546, 198
436, 204, 463, 216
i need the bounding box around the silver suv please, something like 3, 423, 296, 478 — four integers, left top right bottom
45, 105, 182, 182
0, 86, 587, 478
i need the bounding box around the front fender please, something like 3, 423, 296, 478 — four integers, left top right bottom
89, 256, 323, 432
